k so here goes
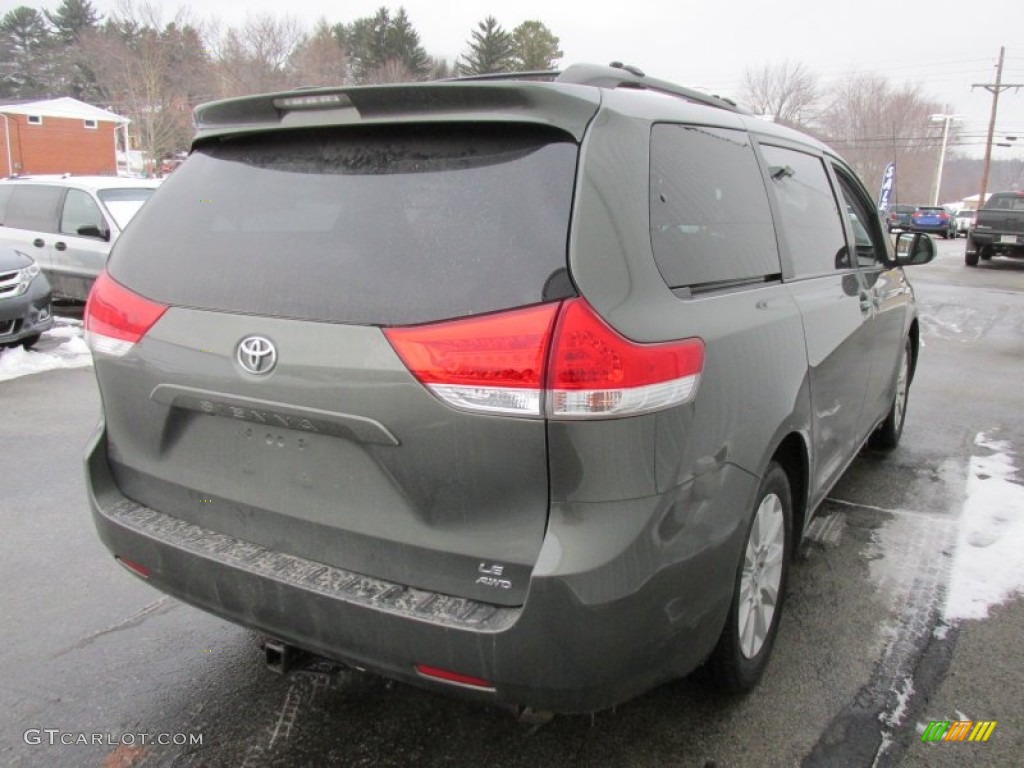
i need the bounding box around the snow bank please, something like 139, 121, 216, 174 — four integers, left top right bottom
0, 318, 93, 383
944, 433, 1024, 620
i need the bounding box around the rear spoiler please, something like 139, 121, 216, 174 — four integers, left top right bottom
193, 81, 602, 143
192, 61, 749, 144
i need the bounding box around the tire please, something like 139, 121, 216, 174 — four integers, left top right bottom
708, 462, 792, 692
980, 246, 993, 261
21, 334, 41, 350
965, 248, 979, 266
869, 337, 911, 450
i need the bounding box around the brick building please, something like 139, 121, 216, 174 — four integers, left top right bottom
0, 97, 131, 177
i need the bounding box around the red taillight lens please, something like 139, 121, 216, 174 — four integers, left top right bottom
384, 303, 560, 416
84, 270, 167, 357
386, 298, 704, 419
115, 556, 151, 579
415, 664, 494, 690
546, 298, 704, 418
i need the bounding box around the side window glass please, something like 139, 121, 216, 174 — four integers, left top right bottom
650, 124, 780, 289
4, 185, 63, 232
760, 145, 849, 277
60, 189, 106, 237
832, 168, 888, 269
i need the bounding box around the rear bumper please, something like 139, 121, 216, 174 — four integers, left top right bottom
85, 425, 752, 713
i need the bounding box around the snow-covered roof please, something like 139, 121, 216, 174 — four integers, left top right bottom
0, 97, 129, 125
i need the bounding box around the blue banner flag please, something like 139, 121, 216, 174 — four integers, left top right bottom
878, 163, 896, 214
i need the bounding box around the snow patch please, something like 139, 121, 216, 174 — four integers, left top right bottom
0, 318, 92, 383
880, 676, 915, 729
944, 433, 1024, 621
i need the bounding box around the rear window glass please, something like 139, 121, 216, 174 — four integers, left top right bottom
985, 194, 1024, 211
649, 124, 779, 289
109, 125, 578, 325
1, 185, 63, 232
98, 188, 156, 229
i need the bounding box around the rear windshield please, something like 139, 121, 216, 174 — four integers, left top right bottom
109, 125, 578, 325
98, 188, 156, 229
985, 194, 1024, 211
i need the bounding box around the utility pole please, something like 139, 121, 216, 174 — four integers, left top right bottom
973, 47, 1023, 209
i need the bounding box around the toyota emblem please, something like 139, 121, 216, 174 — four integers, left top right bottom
237, 336, 277, 375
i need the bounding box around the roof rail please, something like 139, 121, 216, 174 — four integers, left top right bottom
556, 62, 747, 114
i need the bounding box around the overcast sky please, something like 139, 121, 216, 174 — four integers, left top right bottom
79, 0, 1024, 160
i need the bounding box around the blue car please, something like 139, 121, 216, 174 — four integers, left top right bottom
909, 206, 956, 239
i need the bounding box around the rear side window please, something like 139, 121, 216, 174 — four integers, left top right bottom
109, 125, 578, 326
760, 145, 849, 277
649, 124, 779, 289
2, 185, 63, 232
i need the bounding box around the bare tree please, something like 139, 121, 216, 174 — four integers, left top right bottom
213, 13, 304, 96
741, 60, 818, 128
370, 58, 416, 84
818, 74, 945, 204
427, 55, 451, 81
79, 1, 210, 167
288, 19, 345, 88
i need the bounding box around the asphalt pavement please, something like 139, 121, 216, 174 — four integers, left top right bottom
0, 237, 1021, 767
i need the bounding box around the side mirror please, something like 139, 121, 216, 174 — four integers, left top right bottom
894, 232, 935, 266
77, 224, 110, 241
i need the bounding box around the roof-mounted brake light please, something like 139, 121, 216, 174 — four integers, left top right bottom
272, 93, 353, 111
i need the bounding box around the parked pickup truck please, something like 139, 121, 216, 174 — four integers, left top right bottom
966, 191, 1024, 266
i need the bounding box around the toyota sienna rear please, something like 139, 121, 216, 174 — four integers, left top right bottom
84, 64, 929, 713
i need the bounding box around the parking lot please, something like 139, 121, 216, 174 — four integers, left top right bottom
1, 237, 1021, 767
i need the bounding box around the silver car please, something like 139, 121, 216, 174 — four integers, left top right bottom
0, 176, 159, 301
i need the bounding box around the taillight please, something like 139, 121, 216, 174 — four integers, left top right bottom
383, 303, 560, 417
386, 298, 704, 419
546, 298, 703, 418
84, 270, 167, 357
415, 664, 494, 690
115, 556, 151, 579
